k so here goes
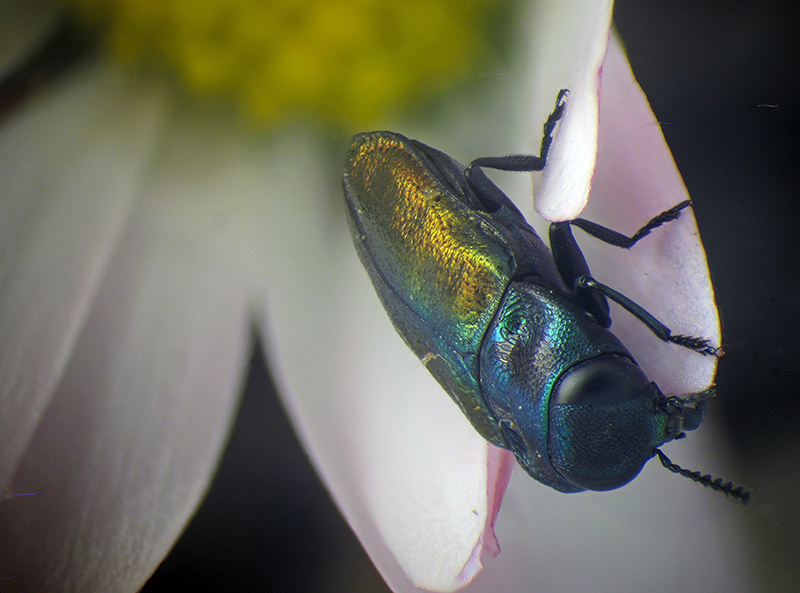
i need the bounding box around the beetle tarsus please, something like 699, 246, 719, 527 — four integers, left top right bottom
667, 334, 720, 356
679, 388, 716, 405
540, 89, 569, 158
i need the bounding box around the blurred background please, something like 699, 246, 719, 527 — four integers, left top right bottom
8, 1, 791, 591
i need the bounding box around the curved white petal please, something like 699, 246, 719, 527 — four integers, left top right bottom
0, 62, 169, 489
521, 0, 614, 221
0, 79, 253, 590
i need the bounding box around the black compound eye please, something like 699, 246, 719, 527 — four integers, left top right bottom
548, 357, 663, 491
551, 356, 652, 407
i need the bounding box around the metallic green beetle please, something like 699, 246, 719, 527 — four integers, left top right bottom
343, 92, 748, 501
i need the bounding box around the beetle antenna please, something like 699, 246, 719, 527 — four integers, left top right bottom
680, 388, 716, 405
656, 449, 751, 504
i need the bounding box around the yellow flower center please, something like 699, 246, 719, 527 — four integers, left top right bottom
63, 0, 510, 129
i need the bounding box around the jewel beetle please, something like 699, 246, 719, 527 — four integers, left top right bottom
343, 90, 749, 502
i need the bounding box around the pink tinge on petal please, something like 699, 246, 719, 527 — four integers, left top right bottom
455, 542, 484, 589
481, 445, 515, 558
453, 445, 514, 587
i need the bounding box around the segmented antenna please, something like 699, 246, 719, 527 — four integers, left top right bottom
680, 388, 717, 406
656, 449, 751, 504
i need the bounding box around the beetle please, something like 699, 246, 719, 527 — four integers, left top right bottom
343, 90, 749, 502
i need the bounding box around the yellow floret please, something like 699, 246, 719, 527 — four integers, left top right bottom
64, 0, 509, 129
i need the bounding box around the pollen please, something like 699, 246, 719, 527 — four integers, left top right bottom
63, 0, 506, 129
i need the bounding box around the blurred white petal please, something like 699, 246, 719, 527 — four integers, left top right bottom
0, 62, 255, 591
0, 62, 169, 490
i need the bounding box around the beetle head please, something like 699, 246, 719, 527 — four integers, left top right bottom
543, 356, 672, 490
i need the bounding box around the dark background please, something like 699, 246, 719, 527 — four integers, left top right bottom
142, 2, 800, 591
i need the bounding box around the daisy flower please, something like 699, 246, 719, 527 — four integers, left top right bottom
0, 0, 751, 591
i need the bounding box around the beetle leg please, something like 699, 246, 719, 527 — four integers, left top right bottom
577, 276, 720, 356
550, 200, 691, 296
549, 200, 718, 353
549, 222, 611, 327
567, 200, 691, 249
465, 89, 568, 178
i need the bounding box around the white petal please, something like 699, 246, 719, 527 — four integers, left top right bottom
572, 35, 720, 393
520, 0, 615, 221
321, 260, 508, 592
0, 103, 253, 591
0, 61, 169, 489
0, 0, 61, 79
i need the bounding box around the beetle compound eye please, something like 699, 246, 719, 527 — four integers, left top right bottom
550, 356, 652, 407
548, 357, 663, 491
